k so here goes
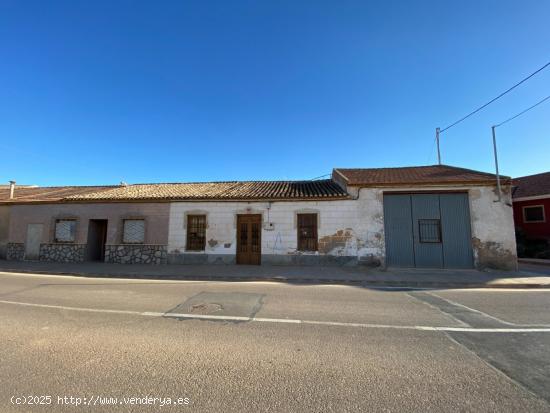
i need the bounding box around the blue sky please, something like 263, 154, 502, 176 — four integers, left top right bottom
1, 0, 549, 186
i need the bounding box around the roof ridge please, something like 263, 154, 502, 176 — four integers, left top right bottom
514, 171, 550, 180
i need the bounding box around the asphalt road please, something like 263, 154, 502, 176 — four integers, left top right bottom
0, 271, 549, 412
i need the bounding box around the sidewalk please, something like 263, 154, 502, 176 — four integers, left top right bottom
1, 259, 549, 289
518, 258, 550, 267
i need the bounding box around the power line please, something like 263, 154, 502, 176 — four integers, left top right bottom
494, 94, 550, 128
440, 60, 550, 133
310, 173, 331, 181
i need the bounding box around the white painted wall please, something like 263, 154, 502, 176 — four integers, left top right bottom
168, 189, 385, 261
168, 183, 517, 269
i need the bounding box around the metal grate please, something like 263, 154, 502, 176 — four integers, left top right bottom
187, 215, 206, 251
54, 219, 76, 243
123, 219, 145, 243
418, 219, 442, 243
297, 213, 318, 251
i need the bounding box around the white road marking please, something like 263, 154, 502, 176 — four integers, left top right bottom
428, 293, 519, 326
2, 299, 550, 333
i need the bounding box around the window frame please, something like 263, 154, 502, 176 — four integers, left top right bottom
186, 214, 207, 251
53, 218, 77, 243
297, 213, 318, 252
522, 205, 546, 223
418, 219, 442, 243
121, 218, 146, 244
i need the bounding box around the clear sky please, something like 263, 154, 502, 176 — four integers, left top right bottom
1, 0, 549, 186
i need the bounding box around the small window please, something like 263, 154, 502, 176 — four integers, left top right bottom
523, 206, 545, 223
419, 219, 442, 243
122, 219, 145, 244
187, 215, 206, 251
54, 219, 76, 243
297, 213, 318, 251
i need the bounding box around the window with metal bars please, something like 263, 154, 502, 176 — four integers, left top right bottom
418, 219, 442, 243
122, 219, 145, 244
297, 213, 318, 251
187, 215, 206, 251
54, 219, 76, 243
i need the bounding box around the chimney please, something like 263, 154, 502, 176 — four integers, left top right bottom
9, 181, 15, 199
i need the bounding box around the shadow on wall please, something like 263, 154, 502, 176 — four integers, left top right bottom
516, 227, 550, 259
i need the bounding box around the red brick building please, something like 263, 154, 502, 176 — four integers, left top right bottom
513, 172, 550, 258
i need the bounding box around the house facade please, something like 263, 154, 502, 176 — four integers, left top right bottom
1, 165, 517, 270
512, 171, 550, 258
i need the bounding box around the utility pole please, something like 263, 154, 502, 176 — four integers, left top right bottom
435, 127, 441, 165
491, 125, 502, 202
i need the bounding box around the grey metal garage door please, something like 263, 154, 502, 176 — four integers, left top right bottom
383, 193, 473, 268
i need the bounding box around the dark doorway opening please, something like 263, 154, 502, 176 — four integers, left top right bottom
87, 220, 108, 262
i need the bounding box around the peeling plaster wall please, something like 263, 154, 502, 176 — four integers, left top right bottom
168, 192, 385, 265
468, 185, 517, 270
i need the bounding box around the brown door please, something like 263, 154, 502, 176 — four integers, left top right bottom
236, 214, 262, 265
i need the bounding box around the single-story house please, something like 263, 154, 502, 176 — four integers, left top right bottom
512, 171, 550, 258
0, 164, 517, 270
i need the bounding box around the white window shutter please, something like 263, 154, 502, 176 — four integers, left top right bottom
123, 220, 145, 243
55, 220, 76, 242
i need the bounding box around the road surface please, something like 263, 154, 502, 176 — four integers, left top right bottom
1, 271, 549, 412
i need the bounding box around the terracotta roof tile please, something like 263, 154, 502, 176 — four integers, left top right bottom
512, 172, 550, 198
0, 186, 116, 203
333, 165, 510, 186
66, 180, 348, 201
0, 180, 348, 203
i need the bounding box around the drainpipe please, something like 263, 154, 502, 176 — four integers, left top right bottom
491, 126, 502, 202
9, 181, 16, 199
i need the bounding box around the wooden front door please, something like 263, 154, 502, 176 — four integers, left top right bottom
236, 214, 262, 265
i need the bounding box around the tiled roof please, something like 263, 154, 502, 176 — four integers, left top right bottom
0, 180, 348, 203
333, 165, 510, 186
66, 180, 348, 201
512, 172, 550, 199
0, 186, 116, 203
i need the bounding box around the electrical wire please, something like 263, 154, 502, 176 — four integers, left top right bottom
494, 94, 550, 128
310, 173, 331, 181
440, 61, 550, 132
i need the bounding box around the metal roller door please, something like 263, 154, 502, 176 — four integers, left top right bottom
383, 193, 473, 268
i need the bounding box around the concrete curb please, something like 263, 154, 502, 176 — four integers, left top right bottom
518, 258, 550, 267
1, 268, 548, 289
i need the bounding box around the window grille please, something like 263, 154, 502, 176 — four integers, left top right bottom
54, 219, 76, 243
123, 219, 145, 243
187, 215, 206, 251
297, 213, 318, 251
418, 219, 442, 243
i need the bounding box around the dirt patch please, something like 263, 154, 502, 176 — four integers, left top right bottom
208, 239, 218, 248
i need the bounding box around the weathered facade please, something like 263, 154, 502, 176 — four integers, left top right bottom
1, 165, 518, 270
7, 203, 170, 264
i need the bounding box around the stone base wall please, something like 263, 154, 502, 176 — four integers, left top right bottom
6, 243, 25, 261
105, 245, 167, 264
39, 243, 86, 263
